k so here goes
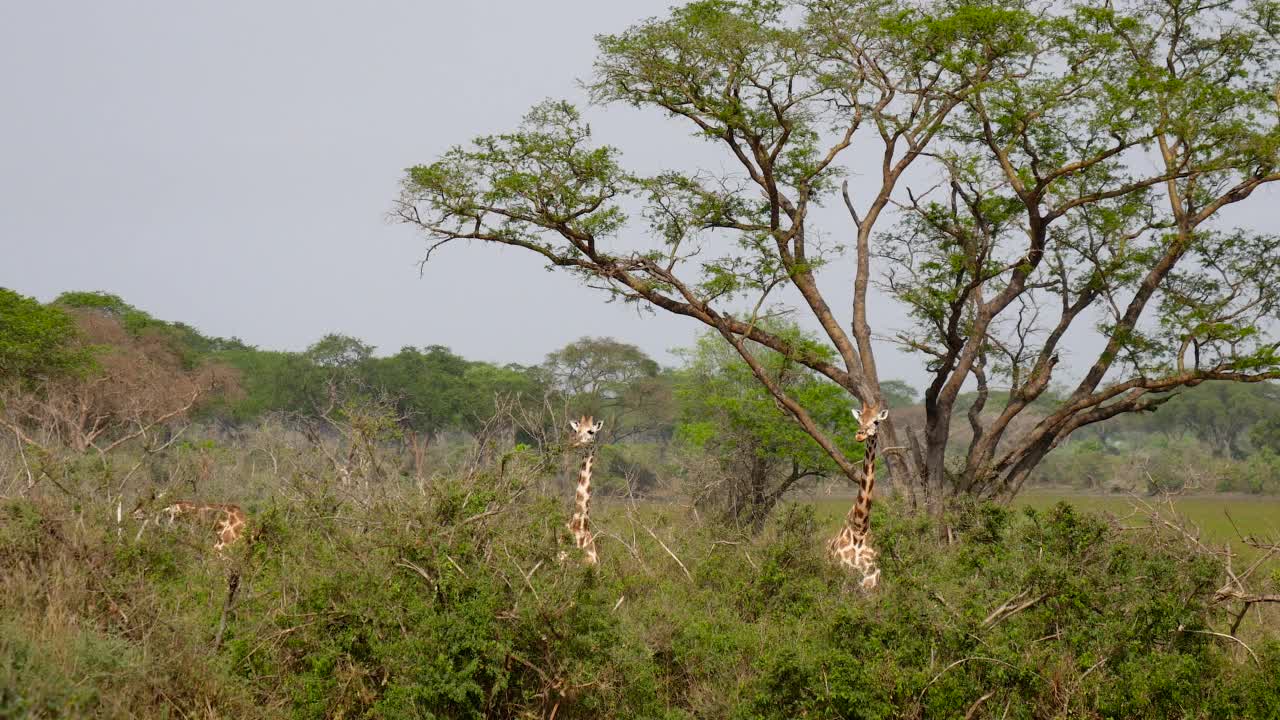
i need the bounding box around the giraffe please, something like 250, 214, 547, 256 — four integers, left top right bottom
133, 492, 248, 553
828, 403, 889, 590
563, 415, 603, 566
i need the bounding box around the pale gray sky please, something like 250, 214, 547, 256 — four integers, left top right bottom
1, 2, 1274, 392
0, 2, 698, 364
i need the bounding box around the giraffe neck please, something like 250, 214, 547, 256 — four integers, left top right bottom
844, 433, 878, 535
829, 433, 881, 590
567, 446, 598, 565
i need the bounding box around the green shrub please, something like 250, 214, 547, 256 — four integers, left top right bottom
2, 465, 1276, 718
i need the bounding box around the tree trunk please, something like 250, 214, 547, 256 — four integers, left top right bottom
745, 455, 771, 533
878, 417, 924, 510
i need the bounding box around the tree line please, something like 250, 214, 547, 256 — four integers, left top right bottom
6, 287, 1280, 509
0, 288, 877, 526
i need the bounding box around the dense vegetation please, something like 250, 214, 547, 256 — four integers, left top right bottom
3, 428, 1278, 719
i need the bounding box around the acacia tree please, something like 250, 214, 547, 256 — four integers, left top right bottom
396, 0, 1280, 514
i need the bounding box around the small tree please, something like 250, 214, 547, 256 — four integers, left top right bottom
396, 0, 1280, 518
543, 337, 673, 442
676, 327, 861, 530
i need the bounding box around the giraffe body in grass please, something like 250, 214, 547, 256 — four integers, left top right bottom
134, 494, 247, 553
828, 403, 888, 590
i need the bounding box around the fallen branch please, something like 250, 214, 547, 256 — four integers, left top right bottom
1181, 626, 1260, 666
395, 559, 435, 591
443, 553, 469, 578
983, 588, 1047, 629
919, 656, 1045, 707
1218, 592, 1280, 604
642, 524, 693, 583
964, 690, 996, 720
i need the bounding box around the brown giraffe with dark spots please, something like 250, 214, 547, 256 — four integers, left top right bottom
828, 403, 888, 590
134, 493, 248, 553
564, 415, 602, 566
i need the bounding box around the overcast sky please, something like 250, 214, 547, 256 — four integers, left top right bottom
2, 2, 1274, 391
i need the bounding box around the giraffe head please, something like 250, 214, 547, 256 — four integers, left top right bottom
853, 403, 889, 442
568, 415, 604, 448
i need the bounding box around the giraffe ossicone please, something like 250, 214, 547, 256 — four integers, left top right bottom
828, 403, 887, 590
565, 415, 602, 566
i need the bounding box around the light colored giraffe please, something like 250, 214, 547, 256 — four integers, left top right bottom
564, 415, 603, 566
828, 402, 889, 590
133, 492, 248, 553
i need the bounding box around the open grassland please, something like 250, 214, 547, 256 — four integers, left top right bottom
811, 492, 1280, 566
1016, 492, 1280, 551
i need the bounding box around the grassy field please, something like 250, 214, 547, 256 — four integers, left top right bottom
808, 491, 1280, 566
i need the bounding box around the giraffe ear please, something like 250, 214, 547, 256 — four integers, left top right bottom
851, 407, 862, 426
876, 409, 888, 421
569, 420, 581, 432
591, 419, 604, 432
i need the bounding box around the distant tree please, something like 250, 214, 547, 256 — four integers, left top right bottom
880, 380, 917, 409
1153, 382, 1280, 458
675, 327, 861, 531
215, 348, 323, 421
1225, 447, 1280, 494
1092, 381, 1280, 457
544, 337, 656, 401
543, 337, 673, 442
363, 345, 472, 435
397, 0, 1280, 521
305, 334, 375, 371
463, 361, 547, 432
1250, 414, 1280, 455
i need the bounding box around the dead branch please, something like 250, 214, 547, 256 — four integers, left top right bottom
964, 691, 997, 720
982, 588, 1047, 629
641, 524, 694, 583
1180, 626, 1260, 666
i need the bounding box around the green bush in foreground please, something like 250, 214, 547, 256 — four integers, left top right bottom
1, 477, 1277, 719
